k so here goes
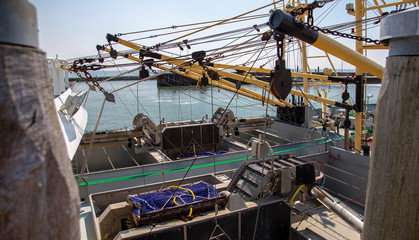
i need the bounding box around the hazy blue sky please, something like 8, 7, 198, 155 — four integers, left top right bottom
29, 0, 389, 68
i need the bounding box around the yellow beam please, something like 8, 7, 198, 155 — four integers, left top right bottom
103, 47, 286, 107
307, 55, 327, 58
113, 37, 348, 108
312, 33, 384, 78
321, 89, 327, 120
293, 81, 339, 86
292, 72, 328, 81
363, 44, 389, 49
372, 0, 384, 14
211, 63, 329, 81
362, 0, 418, 11
290, 89, 336, 105
297, 40, 312, 75
301, 40, 309, 105
117, 38, 143, 51
162, 66, 288, 107
325, 52, 339, 77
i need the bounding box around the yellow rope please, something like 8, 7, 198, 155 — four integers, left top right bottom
289, 184, 305, 206
168, 186, 196, 216
193, 143, 197, 158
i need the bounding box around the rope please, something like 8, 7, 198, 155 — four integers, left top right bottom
216, 41, 268, 125
168, 186, 196, 216
289, 184, 305, 205
101, 66, 142, 82
119, 13, 269, 36
77, 97, 106, 186
158, 73, 276, 109
129, 22, 267, 48
212, 31, 266, 59
159, 1, 282, 46
110, 65, 181, 93
209, 28, 257, 57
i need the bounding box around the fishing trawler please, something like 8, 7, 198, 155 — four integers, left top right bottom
47, 0, 417, 239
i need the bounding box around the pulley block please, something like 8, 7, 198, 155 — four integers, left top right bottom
139, 67, 149, 79
143, 59, 154, 68
104, 92, 116, 103
192, 51, 206, 63
207, 70, 219, 80
200, 76, 208, 87
110, 49, 118, 59
342, 92, 350, 102
269, 59, 292, 100
236, 80, 242, 90
261, 31, 272, 41
88, 84, 96, 91
344, 119, 351, 129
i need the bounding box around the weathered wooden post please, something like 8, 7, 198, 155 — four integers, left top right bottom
0, 0, 80, 239
362, 7, 419, 240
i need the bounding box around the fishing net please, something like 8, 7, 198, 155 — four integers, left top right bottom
128, 181, 219, 216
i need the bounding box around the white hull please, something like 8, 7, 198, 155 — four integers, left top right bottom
54, 88, 88, 160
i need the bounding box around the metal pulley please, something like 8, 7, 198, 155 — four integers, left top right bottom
269, 59, 292, 100
342, 91, 350, 102
104, 92, 116, 103
88, 84, 96, 91
200, 76, 208, 87
192, 51, 206, 64
143, 59, 154, 68
236, 80, 242, 90
207, 70, 219, 80
139, 66, 149, 79
110, 48, 118, 59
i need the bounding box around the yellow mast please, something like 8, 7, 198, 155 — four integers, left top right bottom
349, 0, 419, 153
354, 0, 364, 154
301, 0, 309, 105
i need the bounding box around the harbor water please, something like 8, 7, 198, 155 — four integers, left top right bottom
72, 80, 381, 132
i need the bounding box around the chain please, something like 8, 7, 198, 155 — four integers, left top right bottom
291, 0, 412, 45
69, 60, 115, 102
289, 0, 381, 44
273, 30, 285, 59
290, 0, 328, 17
301, 22, 382, 45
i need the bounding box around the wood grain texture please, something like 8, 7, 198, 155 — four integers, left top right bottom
363, 56, 419, 240
0, 44, 80, 239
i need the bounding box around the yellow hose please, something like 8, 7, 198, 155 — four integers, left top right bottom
168, 186, 196, 216
289, 184, 305, 206
193, 143, 197, 158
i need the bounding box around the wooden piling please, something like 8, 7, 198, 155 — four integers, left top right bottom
362, 56, 419, 239
0, 44, 80, 239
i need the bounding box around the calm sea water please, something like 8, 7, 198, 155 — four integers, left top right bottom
72, 80, 381, 132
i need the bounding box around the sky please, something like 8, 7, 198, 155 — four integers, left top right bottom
29, 0, 390, 69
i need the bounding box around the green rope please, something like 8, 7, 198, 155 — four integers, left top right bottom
76, 138, 336, 186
